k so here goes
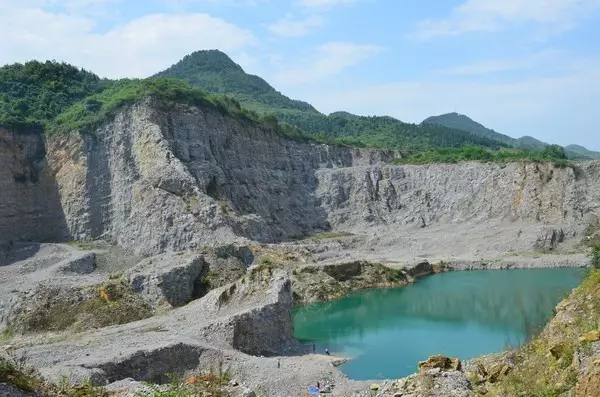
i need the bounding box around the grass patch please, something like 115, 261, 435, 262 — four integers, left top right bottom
135, 360, 232, 397
386, 268, 407, 283
591, 244, 600, 269
16, 280, 153, 333
0, 353, 108, 396
393, 144, 571, 166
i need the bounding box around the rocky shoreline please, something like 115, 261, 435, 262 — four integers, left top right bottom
0, 240, 594, 396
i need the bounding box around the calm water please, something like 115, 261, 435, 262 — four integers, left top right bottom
293, 268, 585, 380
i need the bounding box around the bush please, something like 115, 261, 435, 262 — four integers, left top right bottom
591, 245, 600, 268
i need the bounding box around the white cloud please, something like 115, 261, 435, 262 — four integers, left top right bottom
297, 62, 600, 147
411, 0, 600, 40
268, 14, 323, 37
0, 3, 257, 78
435, 50, 561, 75
296, 0, 358, 9
273, 42, 382, 86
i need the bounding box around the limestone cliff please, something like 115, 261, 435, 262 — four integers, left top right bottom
0, 128, 68, 244
1, 98, 600, 256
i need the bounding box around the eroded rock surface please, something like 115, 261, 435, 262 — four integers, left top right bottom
126, 252, 206, 308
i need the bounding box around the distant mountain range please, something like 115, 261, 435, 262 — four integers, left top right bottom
422, 113, 600, 160
1, 49, 596, 161
155, 50, 598, 160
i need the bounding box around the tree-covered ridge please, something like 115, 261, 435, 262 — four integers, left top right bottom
153, 50, 318, 114
422, 112, 600, 160
0, 61, 106, 131
0, 63, 325, 144
564, 144, 600, 160
0, 55, 584, 166
422, 112, 515, 146
275, 110, 509, 151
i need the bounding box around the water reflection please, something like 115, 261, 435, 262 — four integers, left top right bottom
294, 268, 584, 380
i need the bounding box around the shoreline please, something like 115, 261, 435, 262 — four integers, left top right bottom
282, 254, 592, 394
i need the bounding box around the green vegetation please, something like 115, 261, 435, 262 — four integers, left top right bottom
474, 269, 600, 397
565, 144, 600, 160
135, 362, 232, 397
0, 352, 107, 396
423, 112, 600, 160
50, 78, 252, 135
393, 144, 569, 165
153, 49, 318, 114
15, 280, 153, 333
591, 245, 600, 269
0, 60, 105, 132
1, 52, 595, 164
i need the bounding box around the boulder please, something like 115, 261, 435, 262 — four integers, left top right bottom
418, 355, 461, 371
407, 261, 434, 278
126, 252, 206, 308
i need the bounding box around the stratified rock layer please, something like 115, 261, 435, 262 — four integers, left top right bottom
2, 98, 599, 256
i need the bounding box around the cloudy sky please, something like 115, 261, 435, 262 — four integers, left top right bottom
2, 0, 600, 149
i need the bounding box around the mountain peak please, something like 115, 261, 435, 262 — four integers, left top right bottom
422, 112, 515, 146
153, 49, 319, 114
167, 50, 244, 74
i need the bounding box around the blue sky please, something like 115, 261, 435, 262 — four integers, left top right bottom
1, 0, 600, 149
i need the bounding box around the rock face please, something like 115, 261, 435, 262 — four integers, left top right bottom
0, 128, 68, 243
126, 252, 207, 308
2, 99, 600, 256
418, 355, 461, 371
291, 261, 409, 304
17, 269, 299, 386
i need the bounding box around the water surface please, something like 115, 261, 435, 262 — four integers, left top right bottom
293, 268, 585, 380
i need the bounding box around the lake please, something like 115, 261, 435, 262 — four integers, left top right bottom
293, 267, 585, 380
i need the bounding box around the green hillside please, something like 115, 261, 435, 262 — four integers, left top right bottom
0, 52, 582, 165
422, 112, 599, 160
153, 50, 515, 152
565, 144, 600, 160
0, 61, 106, 131
153, 50, 318, 114
422, 113, 515, 146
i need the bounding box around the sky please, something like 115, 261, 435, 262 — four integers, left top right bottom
1, 0, 600, 149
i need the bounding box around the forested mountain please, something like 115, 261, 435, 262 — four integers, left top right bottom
422, 113, 515, 146
153, 50, 514, 152
423, 112, 599, 160
0, 51, 590, 165
565, 144, 600, 160
0, 61, 106, 131
153, 50, 318, 114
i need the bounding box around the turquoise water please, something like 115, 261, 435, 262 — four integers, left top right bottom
293, 268, 585, 380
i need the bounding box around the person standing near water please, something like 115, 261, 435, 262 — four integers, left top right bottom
325, 348, 330, 356
313, 344, 316, 353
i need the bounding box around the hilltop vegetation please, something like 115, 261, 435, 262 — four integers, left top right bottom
0, 61, 106, 131
0, 53, 592, 165
423, 112, 600, 160
154, 50, 318, 114
0, 61, 318, 143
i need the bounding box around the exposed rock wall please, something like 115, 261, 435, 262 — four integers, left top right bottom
316, 161, 600, 231
44, 99, 395, 254
2, 99, 600, 256
0, 128, 68, 244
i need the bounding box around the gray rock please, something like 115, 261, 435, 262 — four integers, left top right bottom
0, 383, 30, 397
126, 252, 206, 308
55, 252, 96, 275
